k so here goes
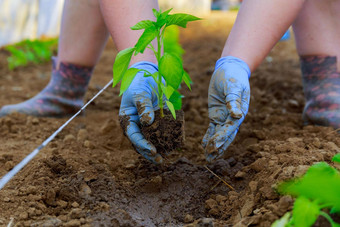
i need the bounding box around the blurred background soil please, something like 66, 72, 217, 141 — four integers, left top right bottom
0, 12, 339, 227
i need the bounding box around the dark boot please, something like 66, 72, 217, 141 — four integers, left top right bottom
0, 57, 93, 118
300, 55, 340, 129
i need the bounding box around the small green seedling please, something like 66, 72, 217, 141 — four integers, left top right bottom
112, 8, 200, 119
272, 154, 340, 227
5, 39, 58, 70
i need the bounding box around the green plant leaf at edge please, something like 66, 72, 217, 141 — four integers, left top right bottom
292, 197, 320, 227
152, 8, 160, 18
164, 25, 185, 60
155, 8, 172, 28
166, 13, 201, 28
131, 20, 154, 30
271, 212, 292, 227
150, 72, 159, 82
278, 162, 340, 212
332, 154, 340, 163
134, 26, 158, 54
183, 70, 192, 90
166, 101, 176, 119
159, 52, 183, 89
160, 83, 174, 99
113, 47, 135, 87
119, 68, 141, 96
169, 90, 182, 110
320, 211, 340, 227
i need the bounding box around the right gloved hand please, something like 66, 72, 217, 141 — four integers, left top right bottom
202, 56, 251, 162
118, 61, 163, 164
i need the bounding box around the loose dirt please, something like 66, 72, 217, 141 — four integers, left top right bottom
141, 109, 185, 156
0, 12, 339, 227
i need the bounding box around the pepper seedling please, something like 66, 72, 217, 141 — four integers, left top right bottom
5, 39, 58, 70
112, 8, 200, 119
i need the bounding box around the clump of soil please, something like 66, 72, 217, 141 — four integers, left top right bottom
141, 109, 184, 155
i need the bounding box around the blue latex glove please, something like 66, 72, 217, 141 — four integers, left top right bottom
202, 56, 251, 162
119, 61, 163, 164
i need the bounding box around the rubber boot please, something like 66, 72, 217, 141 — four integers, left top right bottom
0, 57, 93, 118
300, 55, 340, 129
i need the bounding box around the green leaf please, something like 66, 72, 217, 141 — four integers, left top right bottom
166, 101, 176, 119
161, 84, 174, 99
292, 197, 320, 227
162, 8, 172, 16
150, 72, 159, 82
113, 47, 135, 87
25, 51, 36, 62
119, 68, 141, 96
320, 211, 340, 227
183, 71, 192, 90
332, 154, 340, 163
164, 26, 185, 60
152, 8, 160, 18
5, 46, 28, 70
5, 38, 58, 70
134, 26, 158, 54
155, 8, 172, 28
159, 52, 183, 89
166, 13, 201, 28
131, 20, 155, 30
169, 90, 182, 110
331, 207, 338, 214
272, 212, 292, 227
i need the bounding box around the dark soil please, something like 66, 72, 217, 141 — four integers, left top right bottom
141, 109, 184, 156
0, 11, 339, 227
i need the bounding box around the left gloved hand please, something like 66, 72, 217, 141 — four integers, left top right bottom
202, 56, 251, 162
118, 61, 163, 164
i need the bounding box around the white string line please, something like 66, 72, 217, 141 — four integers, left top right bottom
0, 79, 113, 190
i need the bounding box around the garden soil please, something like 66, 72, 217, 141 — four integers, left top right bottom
0, 12, 339, 227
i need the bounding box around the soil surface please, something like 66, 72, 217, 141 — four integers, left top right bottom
0, 12, 339, 227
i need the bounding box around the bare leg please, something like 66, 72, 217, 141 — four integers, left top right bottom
0, 0, 109, 117
58, 0, 109, 68
293, 0, 340, 129
221, 0, 305, 72
99, 0, 158, 65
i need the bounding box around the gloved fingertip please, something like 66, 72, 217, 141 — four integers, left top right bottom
227, 101, 243, 119
136, 140, 163, 164
139, 110, 155, 126
230, 109, 243, 119
205, 139, 221, 157
207, 133, 225, 150
148, 143, 157, 156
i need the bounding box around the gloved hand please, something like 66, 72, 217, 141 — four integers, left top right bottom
118, 61, 163, 164
202, 56, 251, 162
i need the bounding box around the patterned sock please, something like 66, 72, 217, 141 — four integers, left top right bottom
300, 55, 340, 129
0, 57, 93, 118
